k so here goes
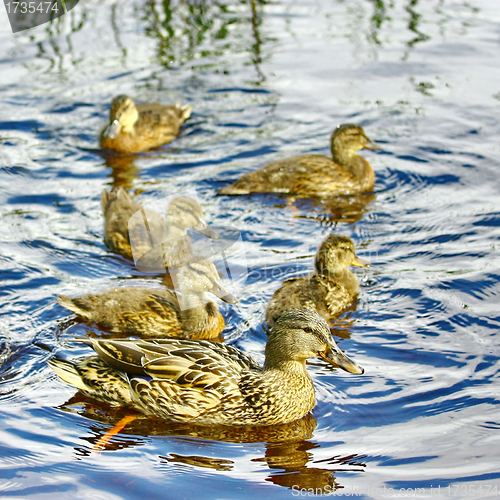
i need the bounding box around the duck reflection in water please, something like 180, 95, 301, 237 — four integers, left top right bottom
256, 441, 366, 493
57, 395, 366, 493
288, 192, 376, 226
103, 155, 141, 192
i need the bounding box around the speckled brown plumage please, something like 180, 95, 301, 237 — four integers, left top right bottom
99, 95, 191, 154
57, 259, 236, 339
48, 309, 363, 425
219, 124, 379, 197
265, 235, 368, 327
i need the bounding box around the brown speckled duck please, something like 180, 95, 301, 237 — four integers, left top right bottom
102, 188, 217, 270
219, 124, 380, 197
265, 235, 368, 327
48, 309, 363, 425
99, 95, 192, 154
57, 259, 236, 339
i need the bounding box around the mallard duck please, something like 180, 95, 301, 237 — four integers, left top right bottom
99, 95, 192, 154
57, 258, 236, 339
219, 124, 380, 197
102, 188, 217, 270
48, 309, 363, 425
265, 235, 368, 327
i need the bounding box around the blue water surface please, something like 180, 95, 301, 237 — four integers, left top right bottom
1, 1, 500, 498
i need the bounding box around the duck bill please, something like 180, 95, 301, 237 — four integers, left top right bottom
104, 119, 121, 139
211, 282, 238, 304
363, 139, 383, 151
351, 255, 369, 267
319, 343, 364, 374
194, 221, 220, 240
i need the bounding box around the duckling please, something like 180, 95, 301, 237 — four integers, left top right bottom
57, 258, 236, 339
219, 124, 380, 197
265, 235, 368, 328
48, 309, 363, 425
99, 95, 192, 154
102, 188, 217, 270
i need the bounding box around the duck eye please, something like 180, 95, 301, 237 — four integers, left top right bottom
177, 205, 194, 215
189, 265, 206, 277
303, 327, 313, 333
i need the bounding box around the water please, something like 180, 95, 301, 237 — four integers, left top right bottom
1, 0, 500, 498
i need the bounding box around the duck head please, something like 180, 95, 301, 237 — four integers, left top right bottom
103, 95, 140, 139
315, 234, 368, 276
175, 258, 237, 306
330, 123, 381, 159
166, 196, 219, 239
265, 309, 363, 374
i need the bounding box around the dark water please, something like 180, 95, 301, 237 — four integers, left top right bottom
1, 0, 500, 498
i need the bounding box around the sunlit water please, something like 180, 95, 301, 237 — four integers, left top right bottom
1, 0, 500, 498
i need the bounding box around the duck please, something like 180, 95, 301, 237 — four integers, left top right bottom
99, 95, 192, 154
265, 235, 368, 328
219, 123, 380, 197
102, 188, 217, 270
57, 258, 237, 339
48, 309, 363, 425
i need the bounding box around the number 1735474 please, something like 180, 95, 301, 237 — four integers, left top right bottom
5, 2, 59, 14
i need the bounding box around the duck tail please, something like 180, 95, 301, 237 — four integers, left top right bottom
218, 184, 249, 195
48, 356, 90, 393
56, 295, 93, 321
176, 103, 192, 123
48, 356, 134, 405
101, 188, 113, 214
101, 187, 131, 215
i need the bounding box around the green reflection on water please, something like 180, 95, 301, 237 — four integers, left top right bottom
142, 0, 268, 82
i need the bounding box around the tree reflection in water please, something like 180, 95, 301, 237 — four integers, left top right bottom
143, 0, 269, 83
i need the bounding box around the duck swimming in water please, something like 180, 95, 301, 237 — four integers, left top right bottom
266, 235, 368, 327
57, 258, 236, 339
102, 188, 217, 271
48, 309, 363, 425
99, 95, 192, 154
219, 124, 380, 197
